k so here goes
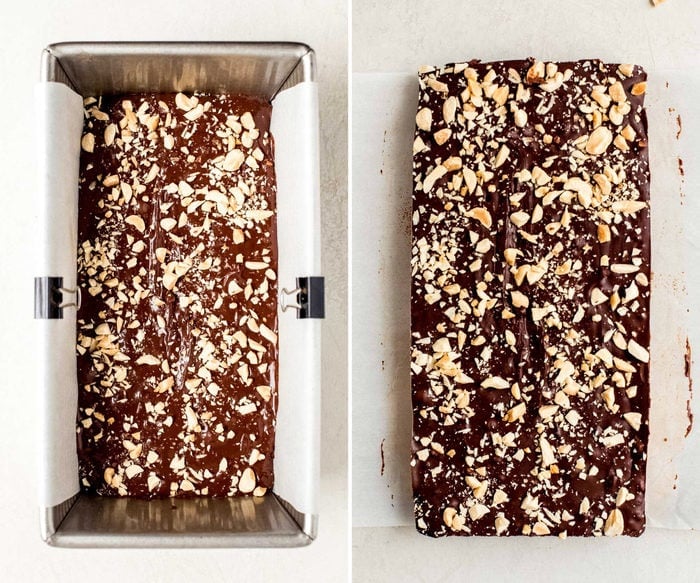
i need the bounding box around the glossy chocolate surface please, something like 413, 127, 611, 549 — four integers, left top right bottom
76, 92, 278, 499
411, 59, 650, 537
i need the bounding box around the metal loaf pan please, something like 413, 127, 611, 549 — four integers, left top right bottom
38, 41, 320, 548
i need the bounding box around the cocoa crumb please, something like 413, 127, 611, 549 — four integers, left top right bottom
685, 337, 694, 437
380, 438, 386, 476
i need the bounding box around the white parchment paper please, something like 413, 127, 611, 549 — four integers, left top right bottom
272, 81, 322, 516
352, 71, 697, 529
35, 81, 321, 516
35, 82, 84, 508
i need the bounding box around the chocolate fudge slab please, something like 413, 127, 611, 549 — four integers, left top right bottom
76, 92, 278, 498
410, 59, 650, 537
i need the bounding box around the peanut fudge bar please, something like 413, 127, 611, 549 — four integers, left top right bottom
76, 92, 278, 498
411, 59, 650, 537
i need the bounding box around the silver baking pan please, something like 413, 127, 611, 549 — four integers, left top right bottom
36, 42, 322, 548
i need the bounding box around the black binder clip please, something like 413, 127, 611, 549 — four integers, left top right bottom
281, 276, 325, 319
34, 277, 81, 319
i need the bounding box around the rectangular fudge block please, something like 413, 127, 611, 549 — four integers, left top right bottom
410, 59, 650, 537
76, 92, 279, 499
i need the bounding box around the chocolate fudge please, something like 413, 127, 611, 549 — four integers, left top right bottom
76, 92, 278, 498
410, 59, 650, 537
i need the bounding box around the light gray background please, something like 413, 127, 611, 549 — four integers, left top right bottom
352, 0, 700, 581
0, 1, 347, 581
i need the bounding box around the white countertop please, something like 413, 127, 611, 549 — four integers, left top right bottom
353, 525, 700, 583
352, 0, 700, 580
0, 1, 347, 581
